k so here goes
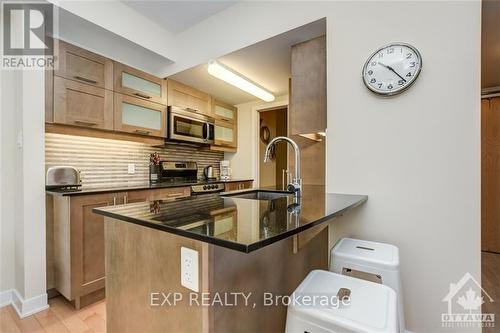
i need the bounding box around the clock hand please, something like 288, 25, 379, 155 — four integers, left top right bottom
377, 62, 407, 82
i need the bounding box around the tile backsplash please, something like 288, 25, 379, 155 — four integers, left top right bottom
45, 133, 224, 188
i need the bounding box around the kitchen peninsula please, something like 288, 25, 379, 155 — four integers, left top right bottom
93, 186, 366, 332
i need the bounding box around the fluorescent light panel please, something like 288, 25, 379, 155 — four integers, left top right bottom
208, 60, 275, 102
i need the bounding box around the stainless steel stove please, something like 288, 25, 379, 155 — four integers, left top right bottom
157, 161, 224, 194
191, 183, 224, 194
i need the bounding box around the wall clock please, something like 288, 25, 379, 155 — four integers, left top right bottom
362, 43, 422, 96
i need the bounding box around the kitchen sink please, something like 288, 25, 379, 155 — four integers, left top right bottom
221, 189, 293, 201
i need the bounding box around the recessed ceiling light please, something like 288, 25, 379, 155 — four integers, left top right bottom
208, 60, 275, 102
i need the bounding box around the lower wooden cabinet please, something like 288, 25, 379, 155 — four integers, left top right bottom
50, 188, 189, 309
224, 181, 253, 192
126, 187, 191, 203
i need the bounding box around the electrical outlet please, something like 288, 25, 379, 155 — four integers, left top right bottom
127, 163, 135, 174
181, 247, 199, 292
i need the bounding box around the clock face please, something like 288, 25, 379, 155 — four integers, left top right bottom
362, 43, 422, 96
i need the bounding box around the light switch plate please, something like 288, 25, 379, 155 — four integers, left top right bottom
127, 163, 135, 174
181, 247, 199, 292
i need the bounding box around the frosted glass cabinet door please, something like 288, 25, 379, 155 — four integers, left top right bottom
114, 94, 166, 137
114, 63, 167, 105
213, 99, 237, 123
214, 121, 236, 147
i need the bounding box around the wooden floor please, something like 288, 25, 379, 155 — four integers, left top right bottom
0, 296, 105, 333
0, 253, 498, 333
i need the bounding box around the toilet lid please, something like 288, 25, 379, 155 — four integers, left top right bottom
288, 270, 398, 333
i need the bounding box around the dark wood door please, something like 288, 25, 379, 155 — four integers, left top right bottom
482, 97, 500, 253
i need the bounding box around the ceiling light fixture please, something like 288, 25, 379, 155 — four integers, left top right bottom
207, 60, 275, 102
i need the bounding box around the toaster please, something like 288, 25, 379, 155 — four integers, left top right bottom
46, 166, 82, 189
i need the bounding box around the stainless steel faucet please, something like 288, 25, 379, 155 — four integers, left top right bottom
264, 136, 302, 197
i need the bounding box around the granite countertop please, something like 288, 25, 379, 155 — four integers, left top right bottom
93, 185, 367, 253
46, 179, 254, 196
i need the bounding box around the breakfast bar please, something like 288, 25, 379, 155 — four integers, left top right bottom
93, 186, 367, 332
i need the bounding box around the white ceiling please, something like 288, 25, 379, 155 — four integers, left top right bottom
169, 19, 326, 105
482, 0, 500, 89
121, 0, 238, 34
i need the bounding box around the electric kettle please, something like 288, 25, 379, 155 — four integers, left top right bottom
203, 165, 214, 180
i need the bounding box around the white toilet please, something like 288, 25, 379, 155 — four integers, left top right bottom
285, 270, 398, 333
330, 238, 405, 333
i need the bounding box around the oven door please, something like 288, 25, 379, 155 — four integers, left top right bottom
169, 108, 214, 144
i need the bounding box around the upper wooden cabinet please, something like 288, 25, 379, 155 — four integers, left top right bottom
290, 35, 326, 135
114, 62, 167, 105
54, 40, 113, 90
114, 93, 167, 137
167, 79, 211, 116
214, 120, 237, 148
53, 76, 113, 130
213, 99, 236, 123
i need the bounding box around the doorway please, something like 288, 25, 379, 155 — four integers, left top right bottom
258, 107, 288, 189
481, 1, 500, 331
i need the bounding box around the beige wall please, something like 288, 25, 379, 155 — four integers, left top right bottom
208, 2, 481, 331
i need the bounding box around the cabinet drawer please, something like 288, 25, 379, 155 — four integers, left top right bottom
55, 40, 113, 90
126, 187, 191, 203
54, 76, 113, 130
214, 120, 237, 147
167, 80, 211, 115
114, 94, 167, 137
114, 62, 167, 105
224, 181, 253, 192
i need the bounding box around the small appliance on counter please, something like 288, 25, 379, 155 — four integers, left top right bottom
203, 165, 216, 181
46, 166, 82, 191
220, 160, 232, 180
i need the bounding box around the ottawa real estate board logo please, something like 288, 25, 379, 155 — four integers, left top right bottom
2, 2, 55, 69
442, 272, 495, 329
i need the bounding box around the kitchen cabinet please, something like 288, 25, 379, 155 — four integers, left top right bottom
126, 187, 191, 203
224, 181, 253, 192
211, 100, 238, 152
114, 62, 167, 105
290, 35, 326, 135
50, 188, 189, 309
167, 79, 211, 116
213, 99, 236, 123
54, 40, 113, 90
53, 192, 122, 309
214, 120, 237, 147
114, 93, 167, 137
53, 76, 114, 130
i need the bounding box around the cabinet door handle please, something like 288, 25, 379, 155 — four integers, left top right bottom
124, 195, 128, 204
113, 197, 117, 205
134, 92, 152, 99
74, 120, 97, 126
186, 107, 199, 113
74, 76, 98, 84
134, 129, 151, 135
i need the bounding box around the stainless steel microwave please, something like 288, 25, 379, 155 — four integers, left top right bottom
168, 106, 215, 144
